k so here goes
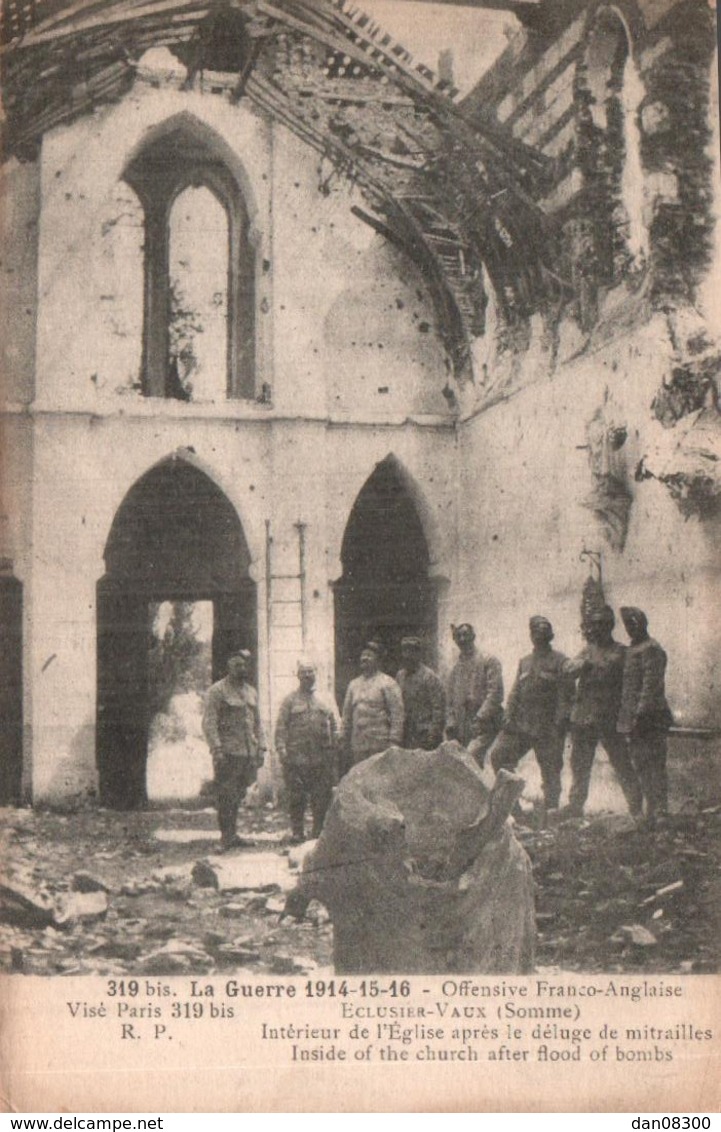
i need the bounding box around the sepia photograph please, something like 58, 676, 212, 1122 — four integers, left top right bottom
0, 0, 720, 1113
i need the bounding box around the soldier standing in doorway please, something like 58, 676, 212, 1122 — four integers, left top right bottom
445, 623, 504, 764
395, 636, 445, 750
563, 606, 642, 819
490, 615, 574, 811
275, 659, 339, 843
618, 607, 673, 826
202, 651, 266, 851
340, 641, 404, 774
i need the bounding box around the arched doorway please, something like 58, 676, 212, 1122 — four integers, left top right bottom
334, 457, 437, 705
97, 457, 256, 807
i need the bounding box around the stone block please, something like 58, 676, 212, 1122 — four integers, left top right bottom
615, 924, 658, 947
153, 829, 221, 844
71, 872, 111, 893
54, 890, 109, 926
292, 743, 535, 974
0, 881, 55, 928
192, 853, 294, 893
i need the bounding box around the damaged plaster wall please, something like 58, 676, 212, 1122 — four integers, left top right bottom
0, 154, 39, 578
16, 70, 458, 802
449, 0, 721, 726
0, 158, 40, 408
33, 86, 272, 410
456, 307, 721, 727
24, 412, 457, 804
0, 159, 39, 798
272, 128, 450, 420
461, 0, 719, 417
34, 85, 451, 419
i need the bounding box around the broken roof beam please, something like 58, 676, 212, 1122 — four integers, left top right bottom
384, 0, 544, 28
386, 0, 540, 10
0, 0, 212, 51
287, 0, 551, 189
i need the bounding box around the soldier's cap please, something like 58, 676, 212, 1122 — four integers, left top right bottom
296, 657, 317, 672
363, 640, 384, 656
529, 615, 553, 635
400, 636, 422, 649
587, 605, 615, 625
452, 622, 475, 637
228, 650, 252, 663
620, 606, 648, 627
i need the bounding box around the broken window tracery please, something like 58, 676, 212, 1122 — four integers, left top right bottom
573, 8, 649, 299
123, 120, 255, 401
168, 186, 230, 402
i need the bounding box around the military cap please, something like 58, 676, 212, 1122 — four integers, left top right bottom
400, 636, 422, 649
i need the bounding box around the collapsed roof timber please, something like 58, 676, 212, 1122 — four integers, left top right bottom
0, 0, 563, 379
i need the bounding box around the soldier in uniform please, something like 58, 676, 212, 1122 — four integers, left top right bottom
563, 606, 642, 819
340, 641, 404, 773
395, 636, 445, 751
618, 607, 673, 825
445, 623, 504, 763
202, 651, 266, 851
275, 659, 338, 843
490, 615, 574, 810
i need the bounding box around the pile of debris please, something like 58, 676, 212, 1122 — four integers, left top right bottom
524, 807, 721, 973
0, 808, 331, 977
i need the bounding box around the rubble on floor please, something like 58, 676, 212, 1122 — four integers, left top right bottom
0, 804, 333, 977
0, 780, 719, 977
525, 808, 721, 973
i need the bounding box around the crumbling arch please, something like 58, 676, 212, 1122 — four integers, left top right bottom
96, 455, 256, 807
123, 113, 256, 400
333, 455, 439, 705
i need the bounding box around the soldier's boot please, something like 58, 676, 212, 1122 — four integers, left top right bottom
290, 811, 305, 844
288, 780, 307, 843
218, 802, 238, 851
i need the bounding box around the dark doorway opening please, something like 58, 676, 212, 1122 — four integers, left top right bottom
0, 571, 23, 804
334, 457, 437, 706
97, 458, 256, 808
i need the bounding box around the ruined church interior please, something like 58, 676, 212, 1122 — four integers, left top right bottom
1, 0, 720, 810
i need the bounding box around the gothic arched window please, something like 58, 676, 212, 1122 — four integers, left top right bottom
124, 119, 255, 400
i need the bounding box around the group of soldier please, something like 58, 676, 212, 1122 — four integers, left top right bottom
202, 604, 672, 851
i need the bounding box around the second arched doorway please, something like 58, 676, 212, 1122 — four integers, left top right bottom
334, 457, 438, 704
97, 457, 256, 808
